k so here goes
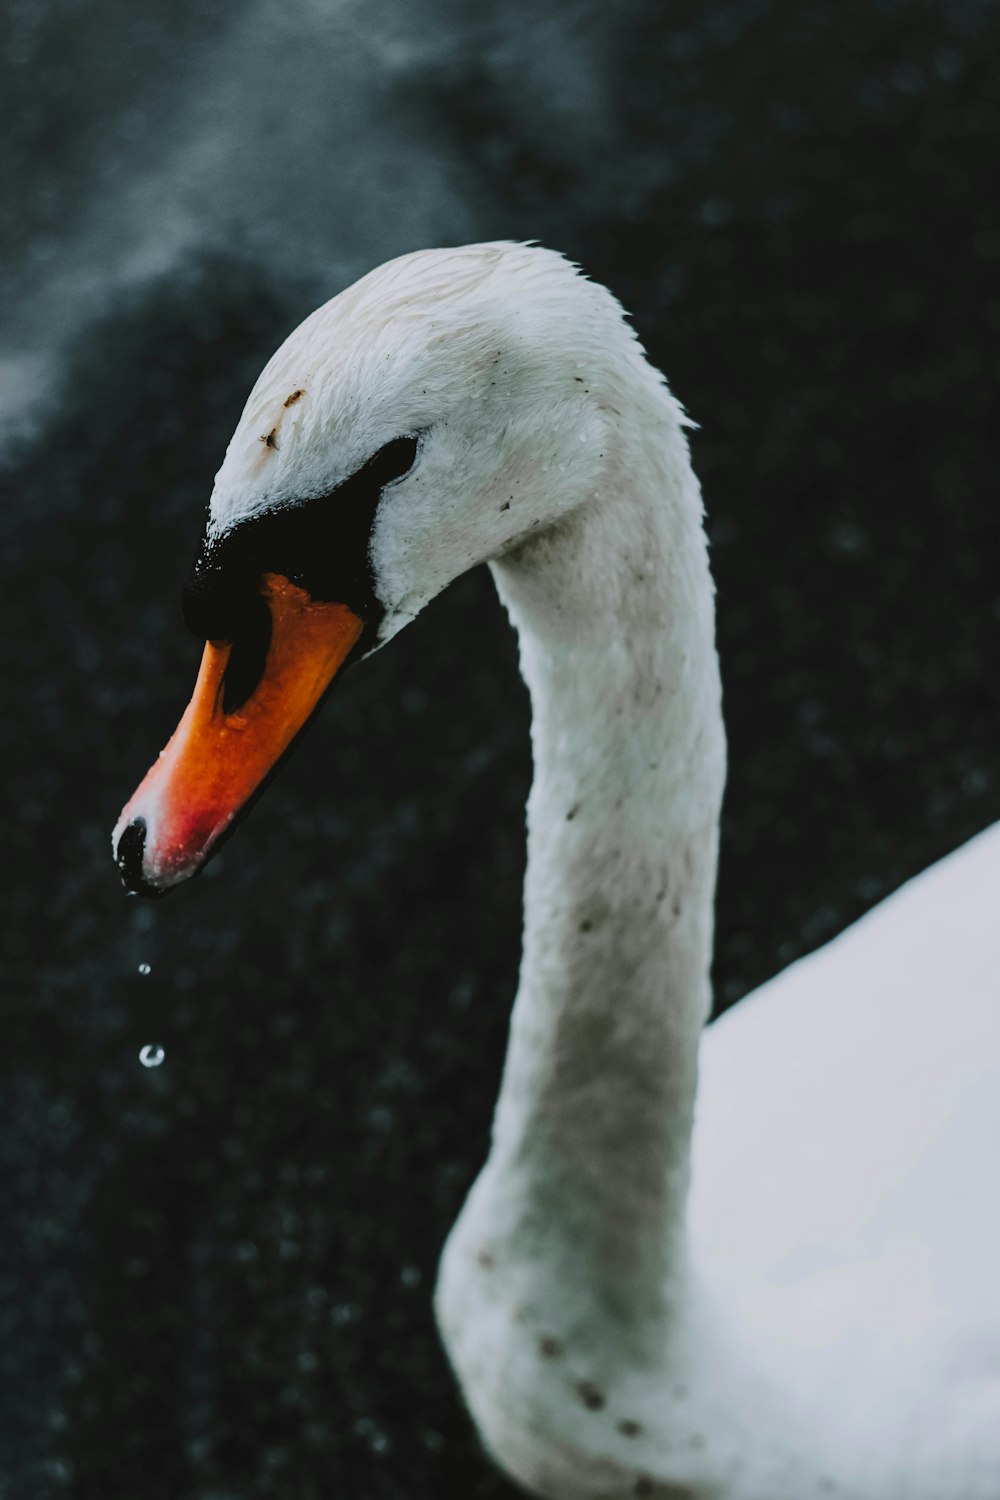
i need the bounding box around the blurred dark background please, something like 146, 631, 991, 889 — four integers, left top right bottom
1, 1, 998, 1496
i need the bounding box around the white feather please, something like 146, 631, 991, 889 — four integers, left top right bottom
211, 242, 1000, 1498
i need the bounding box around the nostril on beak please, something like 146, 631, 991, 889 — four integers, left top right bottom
222, 595, 272, 715
116, 818, 165, 899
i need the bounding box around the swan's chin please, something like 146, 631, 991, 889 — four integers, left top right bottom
113, 573, 364, 898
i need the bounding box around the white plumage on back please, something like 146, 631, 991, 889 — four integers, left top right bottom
690, 820, 1000, 1496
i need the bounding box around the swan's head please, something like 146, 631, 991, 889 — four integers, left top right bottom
112, 242, 649, 895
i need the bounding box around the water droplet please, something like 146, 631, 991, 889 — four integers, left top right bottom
139, 1044, 165, 1068
137, 962, 151, 976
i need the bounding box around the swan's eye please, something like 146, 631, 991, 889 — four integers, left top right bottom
364, 434, 419, 487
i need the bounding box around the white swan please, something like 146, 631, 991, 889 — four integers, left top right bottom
113, 242, 1000, 1500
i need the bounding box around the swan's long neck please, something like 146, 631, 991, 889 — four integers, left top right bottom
477, 397, 726, 1346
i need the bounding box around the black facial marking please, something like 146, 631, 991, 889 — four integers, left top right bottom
182, 434, 421, 654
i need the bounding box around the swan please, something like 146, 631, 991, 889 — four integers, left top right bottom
112, 242, 1000, 1500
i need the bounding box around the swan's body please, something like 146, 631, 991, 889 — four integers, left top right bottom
686, 821, 1000, 1497
115, 242, 1000, 1499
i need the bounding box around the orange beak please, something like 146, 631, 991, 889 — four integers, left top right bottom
113, 572, 363, 895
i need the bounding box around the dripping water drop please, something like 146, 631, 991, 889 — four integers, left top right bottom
139, 1044, 165, 1069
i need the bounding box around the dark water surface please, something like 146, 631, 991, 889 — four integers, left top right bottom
1, 2, 998, 1496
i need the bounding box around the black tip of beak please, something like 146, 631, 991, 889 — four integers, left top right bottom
116, 818, 168, 900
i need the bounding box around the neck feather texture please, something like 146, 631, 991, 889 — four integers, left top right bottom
481, 398, 726, 1345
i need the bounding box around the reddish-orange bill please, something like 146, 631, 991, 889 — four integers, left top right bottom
114, 572, 363, 892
